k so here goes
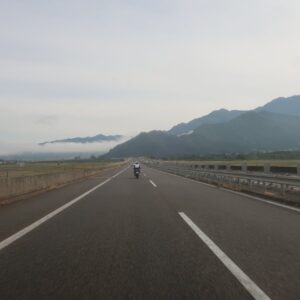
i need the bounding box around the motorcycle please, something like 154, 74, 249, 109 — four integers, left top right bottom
134, 168, 140, 179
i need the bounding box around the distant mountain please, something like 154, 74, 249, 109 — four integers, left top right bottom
105, 95, 300, 158
168, 95, 300, 136
182, 111, 300, 154
255, 95, 300, 116
168, 109, 245, 136
39, 134, 123, 146
106, 111, 300, 158
105, 131, 188, 158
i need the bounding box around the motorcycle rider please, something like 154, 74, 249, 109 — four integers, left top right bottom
133, 161, 141, 175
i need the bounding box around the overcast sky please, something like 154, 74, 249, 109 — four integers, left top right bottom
1, 0, 300, 154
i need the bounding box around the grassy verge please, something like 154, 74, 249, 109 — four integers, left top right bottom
0, 161, 125, 178
0, 160, 128, 205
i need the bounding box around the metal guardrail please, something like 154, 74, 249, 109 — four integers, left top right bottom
146, 162, 300, 203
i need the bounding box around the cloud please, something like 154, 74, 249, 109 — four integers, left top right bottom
0, 1, 300, 154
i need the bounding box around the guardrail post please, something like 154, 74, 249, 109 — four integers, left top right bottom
264, 164, 270, 174
281, 183, 286, 196
242, 163, 247, 173
226, 165, 231, 171
297, 164, 300, 176
248, 179, 253, 191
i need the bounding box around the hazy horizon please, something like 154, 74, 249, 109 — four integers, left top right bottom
1, 1, 300, 155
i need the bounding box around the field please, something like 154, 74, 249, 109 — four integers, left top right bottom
0, 160, 128, 203
0, 161, 123, 179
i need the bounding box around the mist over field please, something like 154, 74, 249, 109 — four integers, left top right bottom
0, 136, 131, 156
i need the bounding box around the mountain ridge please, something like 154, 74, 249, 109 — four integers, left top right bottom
168, 109, 246, 136
106, 111, 300, 158
168, 95, 300, 136
105, 95, 300, 158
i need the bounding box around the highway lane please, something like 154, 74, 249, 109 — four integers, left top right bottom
0, 165, 299, 299
0, 166, 127, 242
145, 166, 300, 299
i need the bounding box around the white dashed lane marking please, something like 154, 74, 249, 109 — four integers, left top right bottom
179, 212, 271, 300
149, 180, 157, 188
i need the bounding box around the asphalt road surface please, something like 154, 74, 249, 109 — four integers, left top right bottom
0, 164, 299, 300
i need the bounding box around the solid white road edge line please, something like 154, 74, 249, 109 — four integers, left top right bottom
149, 179, 157, 188
179, 212, 271, 300
152, 167, 300, 213
0, 165, 130, 252
220, 188, 300, 213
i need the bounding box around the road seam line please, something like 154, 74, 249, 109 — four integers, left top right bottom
149, 179, 157, 188
179, 212, 271, 300
152, 167, 299, 213
0, 166, 130, 252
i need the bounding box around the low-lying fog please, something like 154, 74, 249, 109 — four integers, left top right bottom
0, 136, 131, 157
